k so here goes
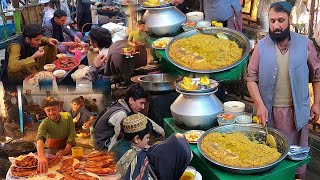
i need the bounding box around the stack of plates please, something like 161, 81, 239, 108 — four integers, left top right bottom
224, 101, 245, 114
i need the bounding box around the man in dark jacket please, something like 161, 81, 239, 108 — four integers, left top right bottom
4, 24, 58, 84
93, 84, 165, 151
43, 9, 82, 53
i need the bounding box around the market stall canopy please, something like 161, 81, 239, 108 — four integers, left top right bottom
165, 27, 250, 73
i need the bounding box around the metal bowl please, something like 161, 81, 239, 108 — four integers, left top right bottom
197, 124, 289, 174
176, 78, 219, 93
0, 136, 12, 147
165, 27, 250, 73
138, 73, 181, 92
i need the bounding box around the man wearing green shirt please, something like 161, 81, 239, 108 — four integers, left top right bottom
36, 98, 76, 174
127, 20, 149, 67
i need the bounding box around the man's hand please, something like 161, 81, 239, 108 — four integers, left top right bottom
56, 149, 70, 157
32, 49, 45, 59
160, 132, 165, 140
48, 38, 58, 46
94, 53, 107, 68
310, 103, 320, 123
63, 41, 78, 47
256, 103, 268, 127
82, 122, 90, 129
37, 155, 48, 174
74, 36, 81, 43
134, 41, 145, 47
171, 0, 184, 6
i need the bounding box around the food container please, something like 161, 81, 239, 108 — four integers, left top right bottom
53, 69, 66, 78
223, 101, 245, 114
142, 6, 186, 36
197, 124, 289, 174
180, 166, 197, 180
236, 112, 252, 124
71, 146, 83, 160
56, 53, 67, 59
43, 64, 56, 72
217, 112, 236, 126
171, 88, 223, 130
186, 11, 204, 22
196, 21, 211, 28
138, 73, 181, 92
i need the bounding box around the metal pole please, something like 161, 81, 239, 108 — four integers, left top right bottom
309, 0, 316, 37
17, 86, 24, 133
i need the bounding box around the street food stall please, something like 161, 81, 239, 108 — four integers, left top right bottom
139, 2, 311, 179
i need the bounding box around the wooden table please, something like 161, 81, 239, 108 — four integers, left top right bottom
164, 118, 311, 180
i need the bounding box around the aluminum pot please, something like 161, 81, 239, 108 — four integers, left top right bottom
171, 89, 223, 130
142, 6, 186, 36
137, 73, 181, 92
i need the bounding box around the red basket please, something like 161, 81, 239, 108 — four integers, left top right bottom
68, 46, 88, 54
53, 57, 81, 71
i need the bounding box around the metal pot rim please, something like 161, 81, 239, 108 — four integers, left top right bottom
197, 124, 289, 174
165, 27, 250, 73
137, 73, 181, 83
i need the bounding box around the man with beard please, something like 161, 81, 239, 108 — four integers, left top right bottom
245, 2, 320, 179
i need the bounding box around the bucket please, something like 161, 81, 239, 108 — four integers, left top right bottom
186, 11, 204, 22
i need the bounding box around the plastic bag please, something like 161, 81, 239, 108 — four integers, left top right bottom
60, 0, 72, 24
42, 6, 55, 26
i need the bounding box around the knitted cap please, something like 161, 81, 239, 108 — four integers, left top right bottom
270, 1, 293, 14
123, 114, 148, 133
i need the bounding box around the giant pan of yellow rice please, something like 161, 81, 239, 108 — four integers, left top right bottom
197, 124, 289, 174
165, 27, 250, 73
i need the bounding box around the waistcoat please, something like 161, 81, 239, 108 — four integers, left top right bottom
258, 32, 309, 130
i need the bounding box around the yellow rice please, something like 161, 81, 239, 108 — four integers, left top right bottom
200, 132, 281, 168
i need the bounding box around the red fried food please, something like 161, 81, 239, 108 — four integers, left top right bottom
59, 158, 74, 172
11, 166, 37, 177
84, 166, 116, 175
48, 156, 63, 168
83, 151, 107, 158
15, 156, 38, 168
84, 159, 115, 168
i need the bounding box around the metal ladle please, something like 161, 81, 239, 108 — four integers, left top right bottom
265, 120, 277, 148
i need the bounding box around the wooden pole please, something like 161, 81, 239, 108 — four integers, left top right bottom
309, 0, 316, 37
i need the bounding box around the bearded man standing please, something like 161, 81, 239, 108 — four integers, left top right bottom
246, 2, 320, 179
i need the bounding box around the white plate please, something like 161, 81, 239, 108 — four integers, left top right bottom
184, 130, 205, 144
152, 37, 173, 50
195, 171, 202, 180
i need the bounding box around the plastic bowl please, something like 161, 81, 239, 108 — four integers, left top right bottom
53, 69, 66, 78
186, 11, 204, 22
196, 21, 211, 28
236, 112, 252, 124
217, 112, 236, 126
43, 64, 56, 72
57, 53, 67, 59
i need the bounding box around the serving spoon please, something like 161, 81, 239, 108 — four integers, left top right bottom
265, 120, 277, 148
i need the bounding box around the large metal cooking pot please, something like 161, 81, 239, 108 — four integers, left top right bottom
114, 0, 143, 16
165, 27, 250, 73
138, 73, 181, 92
197, 124, 289, 174
171, 88, 223, 130
142, 6, 186, 36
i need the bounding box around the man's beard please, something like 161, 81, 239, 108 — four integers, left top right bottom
269, 26, 290, 42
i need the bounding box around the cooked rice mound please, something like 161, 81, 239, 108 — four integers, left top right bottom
168, 34, 243, 70
200, 132, 281, 168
